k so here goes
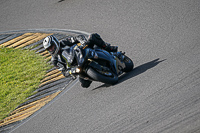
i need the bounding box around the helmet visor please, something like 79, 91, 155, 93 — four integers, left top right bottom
47, 43, 56, 54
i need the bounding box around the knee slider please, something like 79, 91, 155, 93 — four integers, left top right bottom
51, 57, 58, 66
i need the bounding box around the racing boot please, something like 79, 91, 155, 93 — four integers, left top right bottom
104, 43, 118, 52
87, 33, 118, 52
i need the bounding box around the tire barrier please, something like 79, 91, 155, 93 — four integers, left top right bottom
0, 29, 90, 132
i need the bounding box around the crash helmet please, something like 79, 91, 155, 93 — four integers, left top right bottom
43, 35, 60, 57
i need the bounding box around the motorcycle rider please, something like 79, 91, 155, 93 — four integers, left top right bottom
43, 33, 118, 88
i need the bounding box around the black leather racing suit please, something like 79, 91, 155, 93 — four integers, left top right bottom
51, 33, 117, 88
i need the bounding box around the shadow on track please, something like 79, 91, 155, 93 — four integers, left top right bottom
118, 58, 166, 83
58, 0, 65, 3
92, 58, 165, 90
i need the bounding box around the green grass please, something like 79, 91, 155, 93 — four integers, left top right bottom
0, 47, 52, 120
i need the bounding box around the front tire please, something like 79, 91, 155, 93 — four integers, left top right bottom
86, 67, 118, 85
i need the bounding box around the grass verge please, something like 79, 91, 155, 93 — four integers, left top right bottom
0, 47, 51, 120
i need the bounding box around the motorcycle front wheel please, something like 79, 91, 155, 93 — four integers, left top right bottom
86, 67, 118, 85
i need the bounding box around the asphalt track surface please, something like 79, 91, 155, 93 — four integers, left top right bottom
1, 0, 200, 133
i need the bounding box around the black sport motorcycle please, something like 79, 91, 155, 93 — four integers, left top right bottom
61, 43, 134, 85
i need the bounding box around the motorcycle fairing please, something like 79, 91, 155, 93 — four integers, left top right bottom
91, 49, 119, 75
94, 49, 126, 75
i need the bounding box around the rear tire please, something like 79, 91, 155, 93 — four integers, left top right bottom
86, 67, 118, 85
123, 56, 134, 72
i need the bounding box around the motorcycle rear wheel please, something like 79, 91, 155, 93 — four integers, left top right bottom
86, 67, 118, 85
123, 55, 134, 72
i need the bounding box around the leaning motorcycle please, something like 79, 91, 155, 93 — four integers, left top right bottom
61, 43, 134, 85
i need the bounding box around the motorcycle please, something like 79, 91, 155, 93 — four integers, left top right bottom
61, 43, 134, 85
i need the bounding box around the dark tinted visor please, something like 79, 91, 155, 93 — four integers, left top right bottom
47, 43, 56, 54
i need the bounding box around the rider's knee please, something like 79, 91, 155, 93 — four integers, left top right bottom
79, 77, 92, 88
